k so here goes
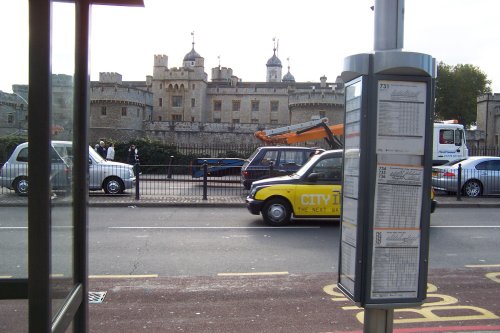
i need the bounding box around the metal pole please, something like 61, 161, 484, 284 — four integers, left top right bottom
203, 160, 208, 200
364, 308, 394, 333
167, 155, 174, 179
363, 2, 404, 332
135, 162, 140, 201
456, 163, 462, 201
374, 0, 405, 51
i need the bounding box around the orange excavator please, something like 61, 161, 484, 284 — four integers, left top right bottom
254, 117, 344, 149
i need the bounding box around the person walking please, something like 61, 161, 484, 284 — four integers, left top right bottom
127, 144, 138, 165
97, 140, 107, 159
106, 142, 115, 161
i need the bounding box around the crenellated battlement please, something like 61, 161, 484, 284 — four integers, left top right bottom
99, 72, 123, 84
154, 54, 169, 68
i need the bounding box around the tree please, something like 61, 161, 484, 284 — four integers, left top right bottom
435, 62, 491, 127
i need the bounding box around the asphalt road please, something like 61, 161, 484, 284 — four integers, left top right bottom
1, 206, 500, 332
1, 206, 500, 277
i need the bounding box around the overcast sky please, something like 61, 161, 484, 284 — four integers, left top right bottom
1, 0, 500, 93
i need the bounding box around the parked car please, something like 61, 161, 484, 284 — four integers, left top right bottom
191, 158, 245, 178
432, 156, 500, 197
0, 141, 136, 195
241, 146, 322, 190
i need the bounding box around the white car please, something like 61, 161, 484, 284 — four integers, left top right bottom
0, 141, 136, 195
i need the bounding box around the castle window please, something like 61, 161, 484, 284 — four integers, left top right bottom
100, 106, 106, 116
121, 107, 127, 116
160, 83, 162, 89
158, 116, 162, 121
7, 113, 14, 124
191, 98, 196, 107
232, 119, 240, 124
172, 114, 182, 121
270, 101, 279, 112
232, 100, 240, 111
251, 118, 258, 123
213, 100, 222, 111
192, 84, 195, 90
213, 118, 221, 123
159, 98, 163, 107
251, 100, 260, 112
137, 108, 140, 117
172, 96, 183, 107
271, 119, 278, 124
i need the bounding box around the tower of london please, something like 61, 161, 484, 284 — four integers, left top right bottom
1, 40, 345, 146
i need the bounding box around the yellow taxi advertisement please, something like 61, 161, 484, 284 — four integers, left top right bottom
293, 184, 342, 216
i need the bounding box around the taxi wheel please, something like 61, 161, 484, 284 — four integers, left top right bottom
262, 198, 292, 226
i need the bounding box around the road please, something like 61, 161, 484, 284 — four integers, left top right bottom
1, 206, 500, 332
1, 206, 500, 277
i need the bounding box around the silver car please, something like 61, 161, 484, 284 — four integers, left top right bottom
0, 141, 136, 195
432, 156, 500, 197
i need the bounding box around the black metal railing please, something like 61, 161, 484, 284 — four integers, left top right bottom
0, 161, 251, 199
468, 147, 500, 157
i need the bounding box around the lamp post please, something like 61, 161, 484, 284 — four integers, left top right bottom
13, 92, 28, 135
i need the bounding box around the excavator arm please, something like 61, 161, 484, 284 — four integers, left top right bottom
254, 118, 344, 149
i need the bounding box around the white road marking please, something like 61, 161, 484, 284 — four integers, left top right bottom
217, 271, 289, 276
108, 226, 320, 230
430, 225, 500, 228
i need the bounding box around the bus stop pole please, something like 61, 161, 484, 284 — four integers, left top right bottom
364, 308, 394, 333
364, 0, 404, 330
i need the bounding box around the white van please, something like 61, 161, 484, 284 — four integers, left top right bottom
433, 122, 469, 166
0, 141, 136, 195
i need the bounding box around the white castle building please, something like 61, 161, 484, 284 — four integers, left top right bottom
2, 41, 346, 146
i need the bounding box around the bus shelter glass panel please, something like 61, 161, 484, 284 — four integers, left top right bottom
51, 1, 76, 319
0, 0, 29, 330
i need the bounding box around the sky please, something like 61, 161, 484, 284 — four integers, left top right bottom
1, 0, 500, 93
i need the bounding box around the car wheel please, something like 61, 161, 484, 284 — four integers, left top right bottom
262, 198, 292, 226
103, 177, 124, 195
462, 179, 482, 197
13, 177, 29, 196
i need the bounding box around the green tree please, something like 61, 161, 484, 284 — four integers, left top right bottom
435, 62, 491, 127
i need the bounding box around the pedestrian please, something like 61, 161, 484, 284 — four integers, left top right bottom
97, 140, 107, 159
127, 144, 138, 165
106, 142, 115, 161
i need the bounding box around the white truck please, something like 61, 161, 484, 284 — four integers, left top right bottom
432, 121, 468, 165
255, 118, 469, 166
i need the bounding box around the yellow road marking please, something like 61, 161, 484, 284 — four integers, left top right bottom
465, 264, 500, 268
486, 272, 500, 283
217, 271, 289, 276
89, 274, 158, 279
0, 276, 13, 279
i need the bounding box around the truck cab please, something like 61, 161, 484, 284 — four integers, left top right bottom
433, 122, 468, 165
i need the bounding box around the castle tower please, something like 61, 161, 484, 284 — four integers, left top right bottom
282, 57, 295, 83
266, 39, 282, 83
183, 32, 204, 69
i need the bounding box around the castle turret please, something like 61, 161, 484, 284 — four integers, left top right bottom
282, 58, 295, 83
266, 39, 282, 83
153, 55, 168, 77
183, 33, 203, 69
